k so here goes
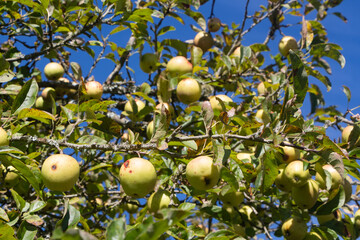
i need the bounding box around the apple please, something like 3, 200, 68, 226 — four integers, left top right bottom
232, 46, 241, 57
185, 156, 220, 190
41, 154, 80, 192
255, 109, 271, 125
315, 164, 342, 190
123, 200, 139, 214
121, 133, 130, 142
41, 87, 56, 100
56, 77, 77, 96
0, 127, 9, 146
343, 176, 352, 203
239, 205, 255, 221
194, 31, 214, 52
209, 95, 233, 112
282, 216, 308, 240
35, 96, 52, 111
147, 189, 171, 213
208, 17, 221, 32
342, 125, 360, 146
4, 166, 19, 187
166, 56, 193, 77
236, 151, 254, 163
275, 168, 292, 192
279, 36, 298, 57
176, 78, 201, 104
316, 209, 341, 225
146, 120, 154, 139
292, 179, 319, 209
281, 144, 300, 163
354, 209, 360, 230
283, 160, 311, 187
140, 53, 158, 73
124, 99, 146, 120
156, 103, 174, 118
85, 81, 103, 99
44, 62, 65, 80
119, 157, 157, 198
219, 190, 244, 207
222, 203, 236, 216
257, 82, 267, 95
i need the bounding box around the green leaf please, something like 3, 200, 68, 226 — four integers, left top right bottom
316, 186, 345, 215
158, 26, 175, 36
106, 217, 126, 240
310, 43, 346, 69
23, 214, 44, 227
289, 51, 308, 105
0, 222, 16, 240
205, 230, 233, 240
342, 85, 351, 102
12, 79, 38, 114
78, 135, 107, 145
10, 189, 29, 212
220, 167, 239, 190
161, 39, 188, 56
18, 108, 55, 124
70, 62, 82, 81
57, 204, 81, 231
29, 200, 46, 213
0, 208, 10, 222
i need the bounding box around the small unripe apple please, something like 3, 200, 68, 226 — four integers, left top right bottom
279, 36, 298, 57
292, 179, 319, 209
283, 160, 311, 187
119, 158, 157, 198
219, 190, 244, 207
176, 78, 201, 104
147, 189, 171, 213
0, 127, 9, 146
275, 168, 292, 192
282, 216, 308, 240
123, 200, 139, 214
140, 53, 158, 73
185, 156, 220, 190
207, 17, 221, 32
281, 144, 300, 163
255, 109, 271, 124
239, 205, 255, 221
194, 31, 214, 52
4, 166, 19, 187
209, 95, 233, 112
41, 154, 80, 192
342, 125, 353, 143
41, 87, 56, 100
166, 56, 193, 77
85, 81, 103, 99
124, 99, 146, 121
315, 164, 342, 190
44, 62, 65, 80
146, 120, 154, 139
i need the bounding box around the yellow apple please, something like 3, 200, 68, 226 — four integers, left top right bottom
85, 81, 103, 99
124, 99, 146, 120
255, 109, 271, 125
282, 216, 308, 240
176, 78, 201, 104
279, 36, 298, 57
185, 156, 220, 190
194, 31, 214, 52
281, 144, 300, 163
209, 95, 233, 112
283, 160, 311, 187
315, 164, 342, 190
219, 190, 244, 207
44, 62, 64, 80
166, 56, 193, 77
275, 168, 292, 192
292, 179, 319, 209
147, 189, 171, 213
0, 127, 9, 146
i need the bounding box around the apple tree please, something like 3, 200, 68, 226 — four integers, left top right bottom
0, 0, 358, 239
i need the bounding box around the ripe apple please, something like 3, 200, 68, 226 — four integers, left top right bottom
124, 99, 146, 120
209, 95, 233, 112
44, 62, 65, 80
255, 109, 271, 125
0, 127, 9, 146
315, 164, 342, 190
282, 216, 308, 240
41, 154, 80, 192
123, 200, 139, 214
85, 81, 103, 99
185, 156, 220, 190
275, 168, 292, 192
56, 77, 77, 97
343, 176, 352, 203
279, 36, 298, 57
292, 179, 319, 209
281, 144, 300, 163
283, 160, 311, 187
140, 53, 158, 73
207, 17, 221, 32
166, 56, 193, 77
194, 31, 214, 52
236, 151, 254, 163
146, 120, 154, 139
41, 87, 56, 100
219, 190, 244, 207
176, 78, 201, 104
119, 157, 157, 198
354, 209, 360, 230
147, 189, 171, 213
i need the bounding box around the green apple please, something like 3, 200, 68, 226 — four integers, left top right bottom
124, 99, 146, 120
209, 95, 233, 112
194, 31, 214, 52
279, 36, 298, 57
282, 216, 308, 240
44, 62, 65, 80
316, 209, 341, 225
292, 179, 319, 209
239, 205, 255, 221
219, 190, 244, 207
85, 81, 103, 99
146, 120, 154, 139
119, 157, 157, 198
123, 200, 139, 214
35, 96, 52, 111
257, 82, 267, 95
281, 144, 300, 163
176, 78, 201, 104
315, 164, 342, 190
147, 189, 171, 213
275, 168, 292, 192
41, 87, 56, 100
41, 154, 80, 192
4, 166, 19, 187
0, 127, 9, 146
185, 156, 220, 190
236, 151, 254, 163
208, 17, 221, 32
283, 160, 311, 187
166, 56, 193, 76
255, 109, 271, 125
140, 53, 158, 73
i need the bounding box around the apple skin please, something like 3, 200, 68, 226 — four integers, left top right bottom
282, 216, 308, 240
194, 31, 214, 52
185, 156, 220, 190
41, 87, 56, 100
219, 191, 244, 207
119, 157, 157, 198
315, 164, 342, 190
176, 78, 201, 104
236, 152, 254, 163
257, 82, 267, 95
124, 99, 146, 120
283, 160, 311, 187
209, 95, 233, 112
41, 154, 80, 192
123, 200, 139, 214
279, 36, 298, 57
255, 109, 270, 125
85, 81, 103, 99
208, 17, 221, 32
147, 189, 171, 213
4, 166, 19, 187
44, 62, 65, 80
281, 145, 300, 163
0, 127, 9, 146
166, 56, 193, 76
275, 168, 293, 192
316, 209, 341, 225
292, 179, 319, 209
146, 120, 154, 139
140, 53, 158, 73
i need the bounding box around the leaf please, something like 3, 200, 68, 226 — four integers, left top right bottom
57, 204, 81, 231
220, 168, 239, 190
29, 200, 46, 213
201, 101, 213, 134
18, 108, 55, 124
289, 51, 308, 105
24, 214, 44, 226
10, 189, 29, 212
0, 222, 16, 240
78, 135, 107, 145
0, 208, 10, 222
12, 79, 38, 114
310, 43, 346, 69
342, 85, 351, 102
106, 217, 126, 240
205, 230, 233, 240
161, 39, 188, 56
316, 186, 345, 215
